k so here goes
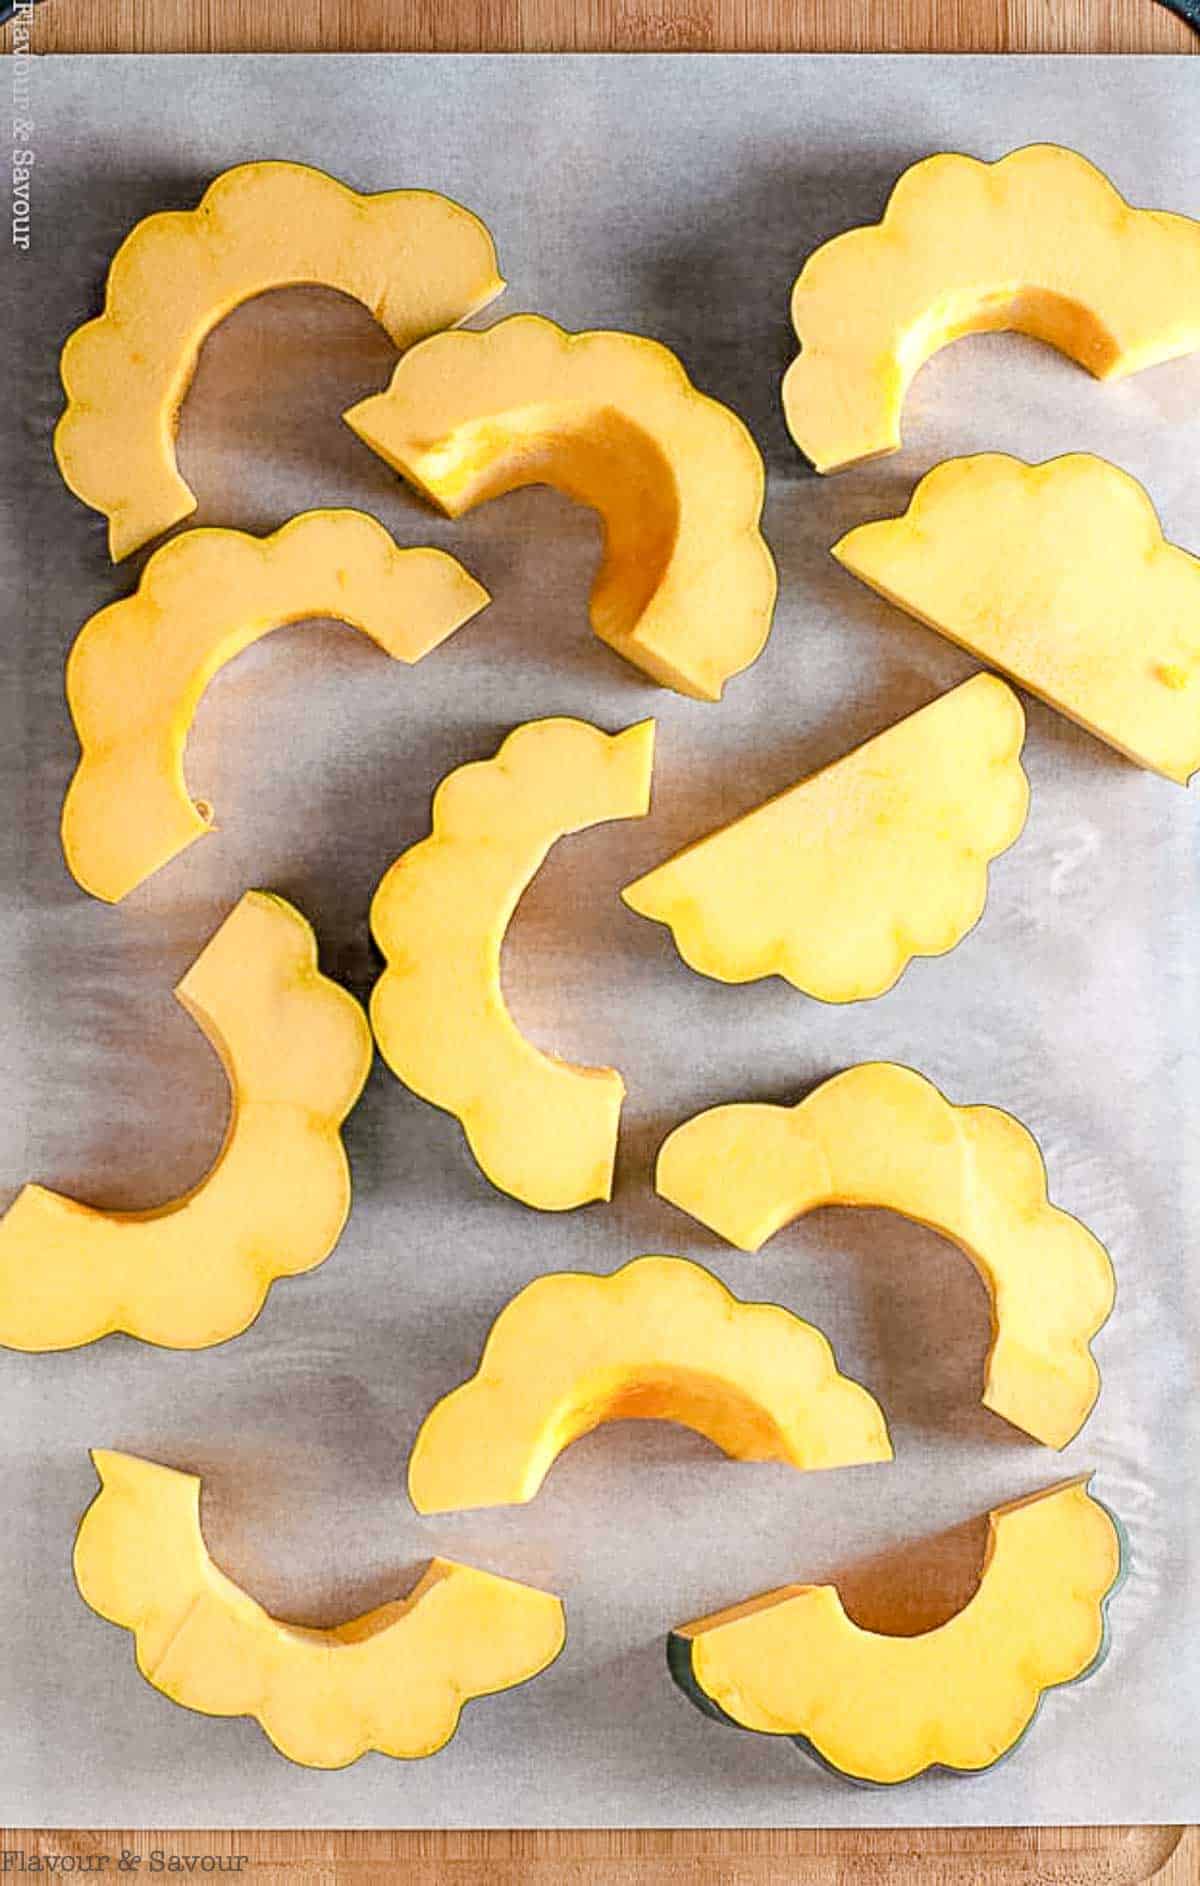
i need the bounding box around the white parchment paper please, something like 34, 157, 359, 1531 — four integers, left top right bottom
2, 53, 1199, 1829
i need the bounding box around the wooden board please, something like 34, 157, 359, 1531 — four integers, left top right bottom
3, 0, 1196, 1879
10, 0, 1200, 50
0, 1824, 1196, 1881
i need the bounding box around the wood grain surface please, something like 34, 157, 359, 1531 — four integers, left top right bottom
9, 0, 1199, 50
4, 0, 1197, 1880
0, 1824, 1197, 1883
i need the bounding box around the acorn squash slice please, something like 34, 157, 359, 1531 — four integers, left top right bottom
408, 1255, 891, 1514
370, 717, 654, 1211
835, 453, 1200, 785
656, 1063, 1115, 1449
0, 892, 371, 1350
74, 1450, 564, 1768
623, 674, 1028, 1002
54, 161, 503, 560
669, 1477, 1125, 1785
344, 313, 777, 702
783, 144, 1200, 472
61, 509, 488, 903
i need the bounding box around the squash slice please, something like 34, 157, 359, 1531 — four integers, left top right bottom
657, 1064, 1115, 1449
408, 1255, 891, 1514
345, 314, 776, 701
55, 161, 503, 559
623, 674, 1028, 1002
783, 144, 1200, 472
835, 453, 1200, 784
669, 1477, 1125, 1784
61, 509, 488, 903
370, 717, 654, 1211
75, 1450, 564, 1768
0, 892, 371, 1350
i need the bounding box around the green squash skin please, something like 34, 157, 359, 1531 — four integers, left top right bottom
666, 1495, 1128, 1788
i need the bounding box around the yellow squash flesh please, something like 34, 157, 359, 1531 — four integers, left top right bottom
55, 161, 504, 560
0, 892, 371, 1350
344, 314, 777, 701
74, 1450, 565, 1768
670, 1478, 1123, 1784
408, 1255, 892, 1514
835, 453, 1200, 784
370, 717, 655, 1211
622, 674, 1028, 1002
657, 1064, 1114, 1449
783, 144, 1200, 472
61, 509, 489, 903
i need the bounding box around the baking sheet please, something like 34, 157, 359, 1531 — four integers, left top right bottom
2, 52, 1199, 1830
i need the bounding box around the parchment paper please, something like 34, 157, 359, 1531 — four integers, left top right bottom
2, 53, 1199, 1830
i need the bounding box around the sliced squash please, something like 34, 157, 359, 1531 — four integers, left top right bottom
61, 509, 489, 903
408, 1254, 891, 1514
0, 892, 371, 1350
835, 453, 1200, 784
74, 1449, 564, 1768
54, 161, 504, 560
622, 674, 1028, 1002
344, 313, 777, 702
657, 1064, 1114, 1449
370, 717, 654, 1211
783, 144, 1200, 473
669, 1477, 1125, 1785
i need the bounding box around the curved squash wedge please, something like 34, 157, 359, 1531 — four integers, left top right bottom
344, 314, 777, 702
54, 161, 504, 560
783, 144, 1200, 472
656, 1064, 1115, 1449
408, 1255, 892, 1514
61, 509, 489, 903
370, 717, 655, 1211
669, 1477, 1125, 1785
835, 453, 1200, 784
75, 1450, 565, 1768
623, 674, 1028, 1002
0, 892, 371, 1350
